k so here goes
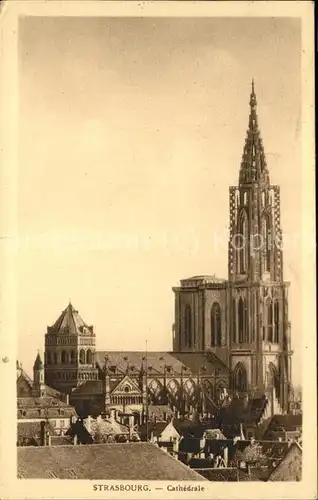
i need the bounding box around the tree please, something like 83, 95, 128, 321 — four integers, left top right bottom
232, 441, 268, 469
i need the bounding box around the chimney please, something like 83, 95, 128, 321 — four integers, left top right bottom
128, 415, 134, 439
223, 446, 228, 467
110, 409, 116, 423
40, 421, 46, 446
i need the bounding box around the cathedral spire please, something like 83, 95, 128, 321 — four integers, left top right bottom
239, 81, 269, 186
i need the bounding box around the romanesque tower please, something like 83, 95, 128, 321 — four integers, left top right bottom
44, 302, 99, 393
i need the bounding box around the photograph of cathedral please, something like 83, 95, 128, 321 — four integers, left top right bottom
36, 82, 292, 423
13, 11, 310, 486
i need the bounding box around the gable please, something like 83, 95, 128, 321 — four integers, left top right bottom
111, 375, 142, 396
160, 421, 180, 440
17, 374, 33, 397
268, 444, 302, 481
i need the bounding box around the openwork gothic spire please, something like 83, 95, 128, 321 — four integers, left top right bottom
239, 80, 270, 186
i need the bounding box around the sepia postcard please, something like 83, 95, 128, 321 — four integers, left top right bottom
0, 1, 316, 499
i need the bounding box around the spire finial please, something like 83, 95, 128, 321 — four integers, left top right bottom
250, 79, 257, 108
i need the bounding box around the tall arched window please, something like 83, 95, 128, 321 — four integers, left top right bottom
262, 215, 271, 273
86, 349, 93, 365
234, 363, 247, 392
46, 351, 51, 365
53, 352, 58, 364
184, 305, 192, 349
238, 297, 246, 343
61, 350, 67, 364
232, 298, 237, 343
70, 350, 76, 364
79, 349, 86, 365
274, 299, 279, 343
238, 210, 248, 274
267, 298, 273, 342
211, 302, 221, 346
267, 363, 280, 399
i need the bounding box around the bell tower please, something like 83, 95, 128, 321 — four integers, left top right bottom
228, 80, 283, 284
44, 302, 99, 394
228, 82, 292, 412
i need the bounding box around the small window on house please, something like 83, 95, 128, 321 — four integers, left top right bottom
60, 420, 65, 428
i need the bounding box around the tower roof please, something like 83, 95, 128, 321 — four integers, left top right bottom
48, 302, 94, 335
33, 352, 43, 370
239, 80, 270, 186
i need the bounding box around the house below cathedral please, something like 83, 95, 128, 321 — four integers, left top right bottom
39, 83, 293, 422
17, 357, 77, 446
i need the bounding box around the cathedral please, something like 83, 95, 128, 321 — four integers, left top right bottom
41, 83, 293, 419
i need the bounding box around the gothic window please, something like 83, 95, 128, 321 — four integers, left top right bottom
267, 363, 280, 399
86, 350, 93, 365
238, 210, 248, 274
79, 349, 85, 365
149, 379, 162, 399
266, 298, 273, 342
46, 351, 51, 365
61, 350, 67, 364
184, 305, 192, 349
238, 297, 247, 343
232, 298, 237, 343
261, 191, 265, 207
262, 215, 271, 273
70, 350, 76, 364
211, 302, 221, 346
234, 363, 247, 392
274, 299, 279, 343
53, 352, 58, 364
184, 379, 195, 398
167, 379, 180, 398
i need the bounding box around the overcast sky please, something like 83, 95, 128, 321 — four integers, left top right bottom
18, 16, 301, 383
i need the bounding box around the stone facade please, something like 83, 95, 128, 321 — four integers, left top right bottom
41, 84, 293, 417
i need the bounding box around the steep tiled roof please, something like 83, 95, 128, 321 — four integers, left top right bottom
48, 302, 94, 336
17, 421, 55, 442
96, 351, 228, 376
17, 393, 77, 420
71, 380, 103, 396
139, 422, 169, 440
17, 443, 207, 480
50, 436, 74, 446
17, 369, 64, 399
217, 395, 267, 434
267, 443, 302, 481
195, 466, 269, 481
148, 405, 174, 420
84, 416, 129, 438
18, 397, 73, 409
